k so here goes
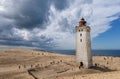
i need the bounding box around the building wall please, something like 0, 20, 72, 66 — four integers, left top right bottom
76, 26, 92, 68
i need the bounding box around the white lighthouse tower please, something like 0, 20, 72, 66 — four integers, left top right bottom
76, 18, 92, 68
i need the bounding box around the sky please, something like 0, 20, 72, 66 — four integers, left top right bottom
0, 0, 120, 50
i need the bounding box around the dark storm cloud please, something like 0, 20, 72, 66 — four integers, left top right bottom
0, 32, 56, 49
12, 0, 50, 29
0, 0, 68, 49
3, 0, 68, 29
0, 26, 56, 49
52, 0, 68, 10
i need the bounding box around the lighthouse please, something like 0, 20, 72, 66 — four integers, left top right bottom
76, 18, 92, 68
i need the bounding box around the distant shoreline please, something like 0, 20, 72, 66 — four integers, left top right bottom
36, 49, 120, 57
0, 48, 120, 57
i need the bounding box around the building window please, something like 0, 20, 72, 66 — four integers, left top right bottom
79, 30, 80, 32
80, 39, 82, 42
80, 34, 82, 36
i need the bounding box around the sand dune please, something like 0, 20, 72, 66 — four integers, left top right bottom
0, 49, 120, 79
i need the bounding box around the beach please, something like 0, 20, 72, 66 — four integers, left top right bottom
0, 49, 120, 79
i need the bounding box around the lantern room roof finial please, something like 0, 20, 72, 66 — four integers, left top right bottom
79, 18, 86, 27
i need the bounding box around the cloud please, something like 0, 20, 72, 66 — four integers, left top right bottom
89, 0, 120, 37
45, 0, 120, 49
51, 0, 68, 10
0, 0, 50, 29
0, 0, 120, 49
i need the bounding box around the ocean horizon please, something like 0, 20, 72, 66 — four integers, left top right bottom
45, 49, 120, 57
0, 48, 120, 57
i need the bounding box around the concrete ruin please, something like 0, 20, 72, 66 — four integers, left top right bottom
76, 18, 92, 68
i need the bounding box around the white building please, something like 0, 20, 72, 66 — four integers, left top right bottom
76, 18, 92, 68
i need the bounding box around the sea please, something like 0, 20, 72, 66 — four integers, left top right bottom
0, 47, 120, 57
45, 50, 120, 57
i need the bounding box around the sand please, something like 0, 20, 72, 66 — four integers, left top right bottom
0, 49, 120, 79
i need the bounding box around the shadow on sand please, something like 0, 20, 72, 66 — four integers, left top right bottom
90, 66, 114, 72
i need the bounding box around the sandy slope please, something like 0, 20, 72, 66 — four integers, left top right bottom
0, 49, 120, 79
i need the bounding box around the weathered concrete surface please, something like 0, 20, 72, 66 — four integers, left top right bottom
76, 26, 92, 68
